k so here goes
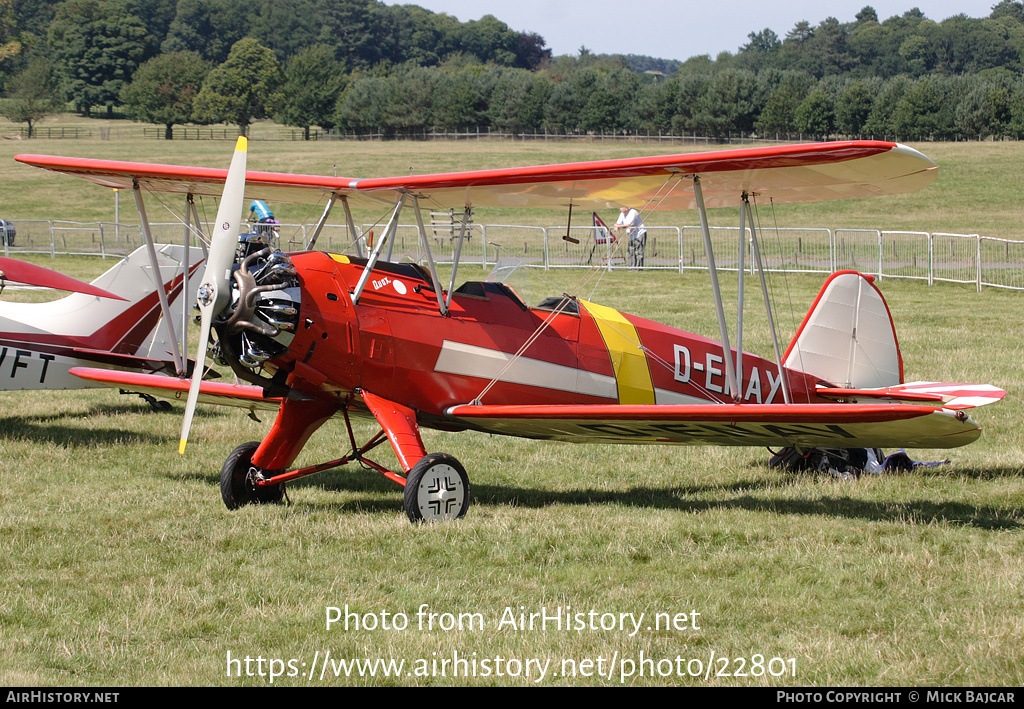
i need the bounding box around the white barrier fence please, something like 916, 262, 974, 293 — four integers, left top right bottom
3, 219, 1023, 292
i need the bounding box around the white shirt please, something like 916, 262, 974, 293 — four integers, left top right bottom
615, 208, 646, 240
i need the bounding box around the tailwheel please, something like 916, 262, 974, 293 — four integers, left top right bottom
221, 441, 285, 509
403, 453, 470, 523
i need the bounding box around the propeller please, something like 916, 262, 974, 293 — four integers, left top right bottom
179, 136, 248, 454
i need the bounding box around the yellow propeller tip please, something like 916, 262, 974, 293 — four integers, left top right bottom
235, 136, 248, 152
178, 439, 188, 455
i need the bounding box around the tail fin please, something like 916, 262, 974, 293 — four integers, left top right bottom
89, 243, 205, 357
783, 271, 903, 389
135, 244, 205, 362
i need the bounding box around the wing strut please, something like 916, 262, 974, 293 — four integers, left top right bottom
305, 192, 338, 252
181, 193, 193, 362
736, 196, 747, 390
340, 195, 364, 258
412, 197, 448, 316
693, 175, 740, 401
352, 193, 407, 305
132, 178, 186, 377
445, 207, 471, 313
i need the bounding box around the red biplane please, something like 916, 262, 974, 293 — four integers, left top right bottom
15, 140, 1005, 522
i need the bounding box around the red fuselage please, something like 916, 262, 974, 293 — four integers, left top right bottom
265, 253, 822, 440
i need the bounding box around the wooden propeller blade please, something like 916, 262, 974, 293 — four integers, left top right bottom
179, 136, 248, 454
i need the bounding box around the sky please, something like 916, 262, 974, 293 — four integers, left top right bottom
383, 1, 1003, 62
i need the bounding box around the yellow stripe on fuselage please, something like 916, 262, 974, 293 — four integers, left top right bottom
579, 300, 655, 405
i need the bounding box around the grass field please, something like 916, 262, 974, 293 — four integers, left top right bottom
0, 123, 1021, 686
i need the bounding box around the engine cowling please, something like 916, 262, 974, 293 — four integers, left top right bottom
213, 233, 301, 383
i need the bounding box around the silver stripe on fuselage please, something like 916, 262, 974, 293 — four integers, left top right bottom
434, 340, 617, 399
654, 387, 714, 406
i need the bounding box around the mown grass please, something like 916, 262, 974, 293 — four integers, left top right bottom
0, 126, 1021, 686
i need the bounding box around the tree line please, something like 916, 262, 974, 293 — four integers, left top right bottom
4, 1, 1024, 141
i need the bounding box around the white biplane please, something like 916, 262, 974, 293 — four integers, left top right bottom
0, 244, 203, 399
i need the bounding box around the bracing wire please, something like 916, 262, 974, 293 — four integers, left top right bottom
752, 194, 810, 404
471, 172, 691, 405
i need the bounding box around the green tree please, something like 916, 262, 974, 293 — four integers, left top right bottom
692, 69, 761, 139
991, 0, 1024, 22
1, 0, 20, 71
579, 68, 639, 133
0, 55, 63, 137
47, 0, 155, 117
756, 85, 803, 136
192, 38, 283, 136
898, 34, 932, 74
631, 79, 674, 134
161, 0, 248, 65
794, 89, 835, 139
863, 76, 911, 137
666, 73, 709, 135
385, 66, 437, 134
333, 73, 389, 132
802, 17, 854, 77
120, 51, 209, 139
319, 0, 383, 69
489, 69, 550, 133
891, 77, 954, 139
433, 67, 496, 131
1005, 79, 1024, 137
458, 15, 520, 66
250, 0, 321, 64
855, 6, 879, 24
835, 81, 875, 136
275, 44, 346, 139
954, 78, 1012, 139
543, 71, 593, 134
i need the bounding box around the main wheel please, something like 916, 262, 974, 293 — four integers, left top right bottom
220, 441, 285, 509
403, 453, 470, 523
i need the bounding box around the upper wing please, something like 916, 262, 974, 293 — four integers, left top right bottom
16, 140, 936, 211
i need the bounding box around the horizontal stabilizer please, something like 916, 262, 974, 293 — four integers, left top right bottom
0, 257, 126, 300
817, 381, 1006, 410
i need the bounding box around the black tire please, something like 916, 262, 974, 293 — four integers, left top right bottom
220, 441, 284, 509
403, 453, 470, 523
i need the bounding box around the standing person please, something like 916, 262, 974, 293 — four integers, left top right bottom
614, 206, 647, 269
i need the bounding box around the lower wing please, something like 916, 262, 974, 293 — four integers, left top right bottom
70, 367, 279, 411
445, 400, 993, 449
